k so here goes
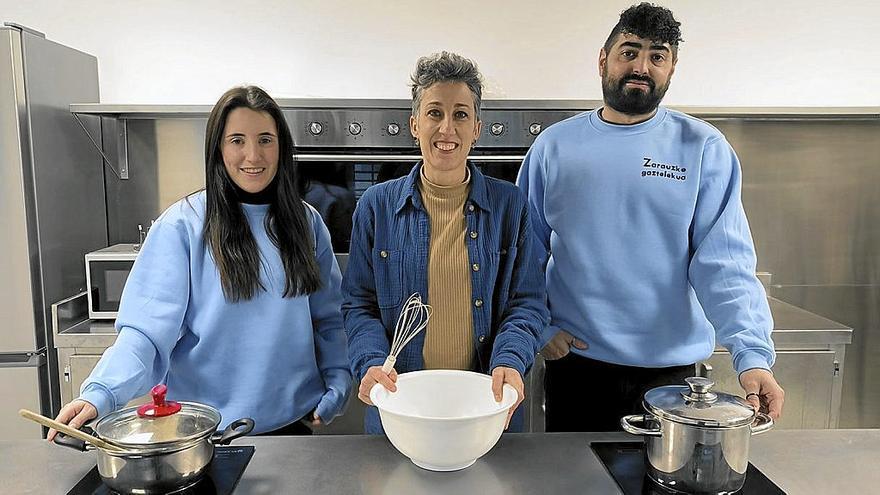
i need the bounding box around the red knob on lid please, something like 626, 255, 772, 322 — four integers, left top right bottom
137, 384, 182, 418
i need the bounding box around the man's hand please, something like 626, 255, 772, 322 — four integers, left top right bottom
739, 368, 785, 420
308, 413, 323, 427
540, 330, 588, 360
47, 399, 97, 442
491, 366, 524, 430
358, 366, 398, 406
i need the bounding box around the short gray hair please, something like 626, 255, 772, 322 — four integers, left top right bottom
410, 51, 483, 120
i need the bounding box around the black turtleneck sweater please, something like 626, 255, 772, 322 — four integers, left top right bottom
232, 177, 278, 205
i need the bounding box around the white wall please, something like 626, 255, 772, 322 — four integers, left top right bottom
2, 0, 877, 106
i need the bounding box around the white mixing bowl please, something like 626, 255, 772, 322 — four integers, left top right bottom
370, 369, 518, 471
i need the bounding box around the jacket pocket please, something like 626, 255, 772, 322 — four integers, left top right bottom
372, 248, 404, 309
490, 246, 519, 309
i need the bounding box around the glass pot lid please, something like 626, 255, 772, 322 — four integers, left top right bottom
643, 377, 756, 428
95, 385, 221, 448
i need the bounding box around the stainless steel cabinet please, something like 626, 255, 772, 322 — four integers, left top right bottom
525, 298, 851, 432
57, 350, 103, 406
704, 350, 837, 429
52, 293, 117, 407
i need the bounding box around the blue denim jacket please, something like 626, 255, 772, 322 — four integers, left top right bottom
342, 163, 548, 433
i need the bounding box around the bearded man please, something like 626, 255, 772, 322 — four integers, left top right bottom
517, 2, 785, 431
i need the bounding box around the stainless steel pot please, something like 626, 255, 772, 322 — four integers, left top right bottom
56, 387, 254, 494
621, 377, 773, 494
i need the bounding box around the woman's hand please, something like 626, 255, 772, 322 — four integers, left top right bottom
47, 399, 97, 442
491, 366, 524, 430
358, 366, 398, 405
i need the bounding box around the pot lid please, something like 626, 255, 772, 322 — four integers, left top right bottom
643, 377, 756, 428
94, 385, 221, 448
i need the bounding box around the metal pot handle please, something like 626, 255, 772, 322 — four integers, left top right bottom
212, 418, 255, 445
750, 412, 774, 435
621, 414, 662, 437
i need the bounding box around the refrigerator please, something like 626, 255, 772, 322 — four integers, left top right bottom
0, 23, 107, 439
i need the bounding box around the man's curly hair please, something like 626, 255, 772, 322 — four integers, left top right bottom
603, 3, 683, 57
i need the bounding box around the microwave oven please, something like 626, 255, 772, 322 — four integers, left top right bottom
85, 244, 140, 319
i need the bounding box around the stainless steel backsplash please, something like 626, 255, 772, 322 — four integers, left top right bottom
713, 117, 880, 428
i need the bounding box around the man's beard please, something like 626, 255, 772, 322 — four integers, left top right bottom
602, 73, 669, 116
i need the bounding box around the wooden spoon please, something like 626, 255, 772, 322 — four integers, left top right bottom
19, 408, 126, 453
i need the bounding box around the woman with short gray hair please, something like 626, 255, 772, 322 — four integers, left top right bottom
410, 51, 483, 121
343, 51, 548, 434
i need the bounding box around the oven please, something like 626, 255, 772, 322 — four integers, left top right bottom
287, 99, 597, 433
288, 100, 590, 255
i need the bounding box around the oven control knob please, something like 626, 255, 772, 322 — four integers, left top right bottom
348, 122, 362, 135
529, 123, 542, 135
308, 122, 324, 136
386, 123, 400, 136
490, 123, 505, 136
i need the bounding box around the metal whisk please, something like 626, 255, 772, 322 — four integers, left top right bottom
382, 293, 433, 373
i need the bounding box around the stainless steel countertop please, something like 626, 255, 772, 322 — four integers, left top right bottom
54, 318, 117, 348
54, 296, 852, 349
764, 297, 852, 345
3, 430, 877, 494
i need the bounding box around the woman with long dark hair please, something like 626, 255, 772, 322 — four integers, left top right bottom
49, 86, 351, 437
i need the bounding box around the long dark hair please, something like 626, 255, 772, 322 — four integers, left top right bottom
203, 86, 321, 301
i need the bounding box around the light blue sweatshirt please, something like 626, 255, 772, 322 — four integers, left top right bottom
517, 107, 775, 374
80, 192, 352, 432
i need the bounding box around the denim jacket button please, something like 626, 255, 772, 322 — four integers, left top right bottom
380, 250, 388, 258
474, 298, 483, 307
472, 263, 480, 272
479, 335, 486, 343
468, 204, 475, 212
469, 231, 478, 239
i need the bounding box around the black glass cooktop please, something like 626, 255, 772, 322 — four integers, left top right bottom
591, 442, 785, 495
67, 445, 255, 495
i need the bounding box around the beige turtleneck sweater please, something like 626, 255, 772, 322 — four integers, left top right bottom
419, 168, 474, 370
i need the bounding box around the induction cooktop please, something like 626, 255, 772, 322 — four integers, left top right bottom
591, 442, 785, 494
67, 445, 255, 495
